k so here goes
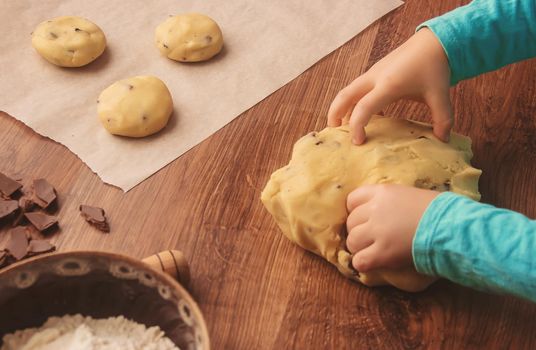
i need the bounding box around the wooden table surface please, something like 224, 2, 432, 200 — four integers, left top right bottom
2, 1, 536, 348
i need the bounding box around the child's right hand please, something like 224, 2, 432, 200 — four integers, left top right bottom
327, 28, 453, 145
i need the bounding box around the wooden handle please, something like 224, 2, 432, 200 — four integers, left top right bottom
142, 250, 190, 287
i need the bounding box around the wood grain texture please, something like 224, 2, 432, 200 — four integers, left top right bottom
1, 0, 536, 348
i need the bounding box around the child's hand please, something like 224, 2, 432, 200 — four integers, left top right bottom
346, 184, 439, 272
328, 28, 452, 145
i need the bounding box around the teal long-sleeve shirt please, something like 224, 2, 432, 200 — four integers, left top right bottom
418, 0, 536, 84
412, 0, 536, 302
414, 193, 536, 302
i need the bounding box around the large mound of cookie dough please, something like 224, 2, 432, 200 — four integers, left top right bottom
261, 116, 482, 292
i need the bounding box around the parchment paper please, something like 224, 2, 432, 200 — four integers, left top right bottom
0, 0, 402, 191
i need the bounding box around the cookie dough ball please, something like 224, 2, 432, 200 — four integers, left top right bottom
155, 13, 223, 62
31, 16, 106, 67
97, 76, 173, 138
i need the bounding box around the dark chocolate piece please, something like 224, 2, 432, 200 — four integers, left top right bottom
18, 196, 34, 212
24, 212, 58, 232
12, 196, 35, 226
0, 173, 22, 197
80, 205, 110, 232
32, 179, 56, 208
28, 240, 56, 255
0, 200, 18, 220
6, 227, 29, 260
0, 250, 6, 267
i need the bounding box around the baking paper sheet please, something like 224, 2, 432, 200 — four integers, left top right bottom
0, 0, 403, 190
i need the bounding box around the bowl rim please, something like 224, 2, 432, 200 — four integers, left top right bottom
0, 249, 211, 350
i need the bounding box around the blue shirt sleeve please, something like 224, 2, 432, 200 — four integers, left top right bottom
417, 0, 536, 85
413, 192, 536, 302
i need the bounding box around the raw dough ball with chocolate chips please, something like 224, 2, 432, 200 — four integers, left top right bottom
97, 76, 173, 138
261, 116, 482, 292
155, 13, 223, 62
31, 16, 106, 67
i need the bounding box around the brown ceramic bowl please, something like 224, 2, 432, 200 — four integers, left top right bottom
0, 251, 209, 350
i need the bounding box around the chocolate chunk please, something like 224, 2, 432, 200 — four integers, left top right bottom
12, 197, 35, 227
0, 200, 18, 220
80, 205, 110, 232
74, 27, 82, 32
6, 227, 29, 260
24, 212, 58, 232
18, 197, 34, 212
32, 179, 56, 208
28, 240, 56, 255
0, 173, 22, 197
0, 250, 6, 267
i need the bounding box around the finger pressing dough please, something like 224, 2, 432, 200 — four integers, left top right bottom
155, 13, 223, 62
97, 76, 173, 138
261, 116, 482, 292
31, 16, 106, 67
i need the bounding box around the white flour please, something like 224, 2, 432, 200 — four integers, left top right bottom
1, 314, 180, 350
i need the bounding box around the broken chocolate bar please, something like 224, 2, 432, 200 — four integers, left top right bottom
32, 179, 56, 208
12, 196, 35, 227
0, 173, 22, 197
80, 205, 110, 232
0, 251, 6, 267
0, 200, 18, 220
24, 212, 58, 232
18, 197, 34, 212
28, 239, 56, 255
6, 227, 29, 260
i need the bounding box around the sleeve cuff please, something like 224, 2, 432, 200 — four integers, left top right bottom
412, 191, 460, 276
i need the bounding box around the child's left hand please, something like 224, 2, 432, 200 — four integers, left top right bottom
346, 184, 439, 272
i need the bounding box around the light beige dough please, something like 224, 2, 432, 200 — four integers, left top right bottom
155, 13, 223, 62
261, 116, 482, 292
97, 76, 173, 138
31, 16, 106, 67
